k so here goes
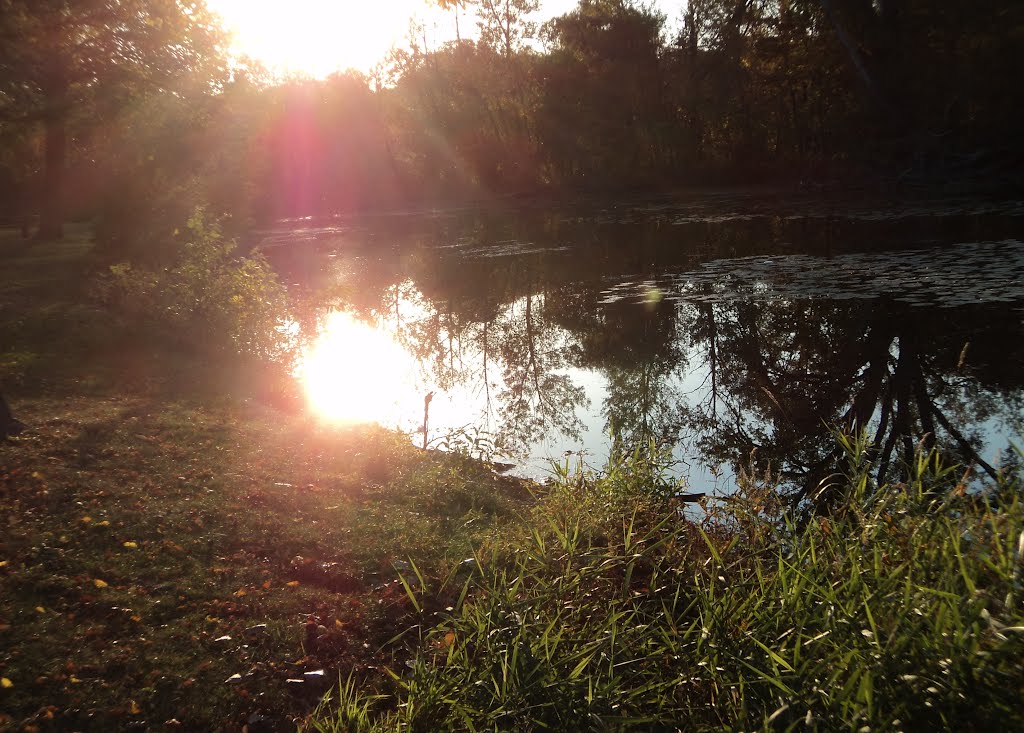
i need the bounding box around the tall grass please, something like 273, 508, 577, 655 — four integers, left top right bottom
309, 437, 1024, 731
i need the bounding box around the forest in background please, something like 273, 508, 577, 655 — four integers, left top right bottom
1, 0, 1022, 249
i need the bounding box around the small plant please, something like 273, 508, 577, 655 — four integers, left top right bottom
305, 674, 392, 733
427, 424, 498, 461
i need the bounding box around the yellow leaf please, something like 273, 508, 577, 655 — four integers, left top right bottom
35, 606, 46, 614
93, 579, 109, 589
97, 521, 110, 527
286, 580, 300, 587
123, 541, 138, 549
80, 516, 92, 524
443, 631, 456, 648
130, 700, 141, 715
1, 677, 12, 688
69, 676, 82, 684
234, 588, 247, 597
0, 560, 8, 568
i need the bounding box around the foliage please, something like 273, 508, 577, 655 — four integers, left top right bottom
310, 437, 1024, 731
0, 0, 228, 237
97, 208, 294, 363
4, 0, 1021, 240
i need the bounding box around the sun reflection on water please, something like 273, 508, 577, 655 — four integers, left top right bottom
299, 311, 419, 425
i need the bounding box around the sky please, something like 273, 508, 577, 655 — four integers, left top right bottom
205, 0, 682, 78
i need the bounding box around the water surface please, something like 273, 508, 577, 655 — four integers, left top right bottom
262, 193, 1024, 496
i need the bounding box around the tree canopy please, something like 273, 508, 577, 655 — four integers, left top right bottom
0, 0, 1021, 241
0, 0, 226, 237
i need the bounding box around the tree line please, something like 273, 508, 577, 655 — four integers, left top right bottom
1, 0, 1021, 245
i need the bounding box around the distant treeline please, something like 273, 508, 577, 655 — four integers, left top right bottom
1, 0, 1021, 244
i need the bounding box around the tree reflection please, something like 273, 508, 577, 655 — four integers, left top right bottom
491, 292, 587, 453
581, 297, 686, 454
280, 214, 1024, 505
323, 239, 589, 457
676, 297, 1024, 507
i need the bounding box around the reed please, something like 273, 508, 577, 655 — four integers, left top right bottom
310, 437, 1024, 731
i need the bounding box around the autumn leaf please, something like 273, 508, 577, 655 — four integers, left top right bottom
233, 588, 247, 597
93, 579, 109, 589
285, 580, 300, 587
123, 541, 138, 549
1, 677, 12, 688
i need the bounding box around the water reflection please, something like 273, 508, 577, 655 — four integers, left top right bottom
266, 197, 1024, 497
299, 311, 419, 425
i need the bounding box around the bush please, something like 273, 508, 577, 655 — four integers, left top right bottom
96, 208, 295, 364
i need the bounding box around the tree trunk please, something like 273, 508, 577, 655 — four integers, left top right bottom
37, 63, 68, 240
1, 391, 26, 439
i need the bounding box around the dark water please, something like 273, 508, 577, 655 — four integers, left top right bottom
262, 193, 1024, 496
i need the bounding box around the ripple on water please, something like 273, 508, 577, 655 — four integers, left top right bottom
600, 239, 1024, 308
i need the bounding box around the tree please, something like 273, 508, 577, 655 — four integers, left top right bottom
0, 0, 225, 239
540, 0, 668, 184
475, 0, 540, 58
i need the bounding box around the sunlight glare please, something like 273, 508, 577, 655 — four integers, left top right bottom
300, 311, 417, 424
206, 0, 443, 77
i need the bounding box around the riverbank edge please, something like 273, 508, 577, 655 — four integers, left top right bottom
0, 227, 541, 731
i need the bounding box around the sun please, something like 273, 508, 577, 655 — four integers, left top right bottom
299, 311, 420, 425
206, 0, 441, 77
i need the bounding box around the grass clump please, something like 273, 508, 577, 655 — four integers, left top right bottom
310, 439, 1024, 731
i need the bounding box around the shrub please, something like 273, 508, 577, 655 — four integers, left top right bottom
97, 208, 295, 364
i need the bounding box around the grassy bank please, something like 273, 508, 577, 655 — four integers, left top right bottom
0, 229, 532, 731
316, 448, 1023, 731
2, 229, 1023, 732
